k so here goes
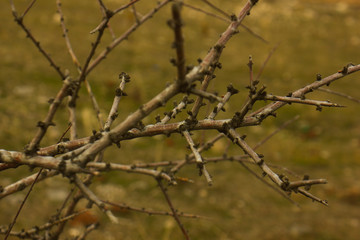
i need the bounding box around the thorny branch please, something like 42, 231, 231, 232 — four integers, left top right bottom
1, 0, 360, 239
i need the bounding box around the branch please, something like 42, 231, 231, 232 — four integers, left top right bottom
4, 169, 43, 240
226, 128, 284, 186
252, 115, 300, 150
74, 176, 118, 223
10, 0, 65, 79
171, 1, 186, 83
262, 94, 344, 109
87, 0, 171, 75
102, 200, 208, 219
298, 189, 329, 206
104, 72, 131, 131
183, 130, 213, 185
1, 210, 89, 239
158, 179, 189, 240
56, 0, 81, 71
207, 84, 239, 120
158, 96, 194, 125
0, 170, 58, 200
25, 77, 75, 154
247, 64, 360, 121
318, 87, 360, 104
170, 133, 224, 173
286, 179, 328, 190
189, 88, 223, 103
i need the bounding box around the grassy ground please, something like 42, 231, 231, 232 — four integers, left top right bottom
1, 0, 360, 239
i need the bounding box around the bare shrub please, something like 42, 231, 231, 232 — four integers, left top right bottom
1, 0, 359, 239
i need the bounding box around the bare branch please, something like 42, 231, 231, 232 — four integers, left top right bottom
20, 0, 37, 19
189, 88, 223, 103
253, 115, 300, 150
201, 0, 231, 18
56, 0, 81, 72
1, 210, 88, 239
182, 2, 230, 23
75, 222, 99, 240
87, 0, 172, 74
255, 44, 278, 81
183, 130, 213, 185
74, 175, 118, 223
238, 161, 299, 207
298, 189, 329, 206
103, 200, 208, 219
286, 179, 328, 190
158, 180, 190, 240
226, 128, 283, 186
26, 77, 75, 154
171, 1, 186, 83
4, 169, 43, 240
247, 64, 360, 122
104, 72, 131, 131
170, 133, 225, 173
159, 96, 194, 125
262, 94, 345, 108
318, 87, 360, 103
207, 84, 239, 120
0, 170, 58, 200
9, 0, 65, 79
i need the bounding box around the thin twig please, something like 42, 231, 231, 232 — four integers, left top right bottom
50, 191, 84, 239
182, 2, 230, 23
84, 79, 104, 130
238, 161, 299, 207
201, 0, 231, 18
3, 210, 88, 238
75, 223, 99, 240
318, 87, 360, 103
255, 44, 278, 82
113, 0, 141, 15
298, 189, 328, 206
131, 1, 141, 24
253, 115, 300, 150
87, 0, 171, 74
10, 0, 65, 79
183, 2, 268, 43
158, 179, 190, 240
103, 200, 208, 219
56, 0, 81, 72
4, 169, 43, 240
21, 0, 37, 18
57, 122, 72, 143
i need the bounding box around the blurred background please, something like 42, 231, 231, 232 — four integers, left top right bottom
0, 0, 359, 239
